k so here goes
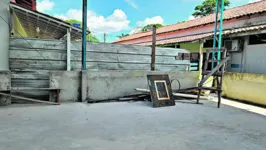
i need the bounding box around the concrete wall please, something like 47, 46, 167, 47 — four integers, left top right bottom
50, 71, 199, 102
0, 0, 10, 70
245, 43, 266, 74
0, 71, 11, 105
50, 71, 81, 102
223, 72, 266, 106
226, 36, 266, 74
85, 71, 199, 101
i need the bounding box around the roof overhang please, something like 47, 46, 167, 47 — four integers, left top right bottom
135, 24, 266, 46
10, 3, 89, 40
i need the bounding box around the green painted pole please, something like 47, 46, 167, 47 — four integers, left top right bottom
218, 0, 225, 62
82, 0, 87, 70
212, 0, 219, 69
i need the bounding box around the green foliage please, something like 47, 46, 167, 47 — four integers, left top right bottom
87, 34, 99, 42
66, 19, 99, 43
66, 19, 81, 26
192, 0, 230, 18
141, 24, 163, 32
117, 33, 129, 38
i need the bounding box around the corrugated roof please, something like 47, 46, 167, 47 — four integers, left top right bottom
136, 24, 266, 46
115, 0, 266, 43
10, 3, 89, 40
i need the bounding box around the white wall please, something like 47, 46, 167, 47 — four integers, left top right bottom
245, 43, 266, 74
0, 0, 10, 70
227, 36, 266, 74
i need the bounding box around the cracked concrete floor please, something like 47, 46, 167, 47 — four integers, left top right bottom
0, 101, 266, 150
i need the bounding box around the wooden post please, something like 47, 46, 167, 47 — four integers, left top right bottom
151, 25, 156, 71
104, 33, 106, 43
199, 41, 204, 73
67, 28, 71, 71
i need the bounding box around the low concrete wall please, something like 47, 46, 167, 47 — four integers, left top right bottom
85, 71, 198, 101
0, 71, 11, 105
50, 71, 81, 102
50, 71, 199, 102
223, 72, 266, 106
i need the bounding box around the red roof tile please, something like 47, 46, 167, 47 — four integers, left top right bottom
136, 24, 266, 46
115, 0, 266, 43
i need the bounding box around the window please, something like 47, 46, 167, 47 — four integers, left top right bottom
249, 33, 266, 45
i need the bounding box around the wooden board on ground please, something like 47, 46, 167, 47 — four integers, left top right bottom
0, 92, 60, 105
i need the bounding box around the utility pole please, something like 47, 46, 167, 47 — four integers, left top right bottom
151, 25, 156, 71
82, 0, 87, 70
104, 33, 106, 43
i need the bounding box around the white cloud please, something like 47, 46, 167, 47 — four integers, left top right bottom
124, 0, 138, 10
136, 16, 164, 27
54, 9, 130, 34
37, 0, 55, 12
188, 15, 195, 20
129, 27, 142, 34
128, 16, 164, 34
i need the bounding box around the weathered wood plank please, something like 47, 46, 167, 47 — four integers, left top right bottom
10, 47, 66, 52
10, 50, 67, 61
10, 38, 66, 50
11, 70, 50, 80
71, 51, 190, 65
10, 59, 66, 70
11, 91, 49, 102
72, 62, 151, 70
0, 92, 59, 105
11, 79, 49, 88
71, 42, 188, 56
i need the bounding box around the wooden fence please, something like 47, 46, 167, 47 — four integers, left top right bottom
9, 37, 190, 100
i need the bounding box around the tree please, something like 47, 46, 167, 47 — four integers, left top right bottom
66, 19, 99, 43
141, 24, 163, 32
117, 33, 129, 38
192, 0, 230, 18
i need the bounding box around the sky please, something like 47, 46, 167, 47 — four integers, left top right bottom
37, 0, 262, 42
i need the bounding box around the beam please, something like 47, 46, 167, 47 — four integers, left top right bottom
67, 28, 71, 71
10, 3, 84, 33
82, 0, 88, 70
199, 57, 230, 86
0, 92, 60, 105
151, 25, 156, 71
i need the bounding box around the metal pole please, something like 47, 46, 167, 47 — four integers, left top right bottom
151, 25, 156, 71
82, 0, 87, 70
212, 0, 219, 69
218, 0, 225, 62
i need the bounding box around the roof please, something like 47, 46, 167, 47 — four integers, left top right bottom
136, 24, 266, 46
115, 0, 266, 43
10, 3, 89, 40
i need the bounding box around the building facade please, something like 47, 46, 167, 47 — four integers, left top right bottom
114, 0, 266, 74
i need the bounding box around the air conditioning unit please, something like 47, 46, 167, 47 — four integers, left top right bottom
224, 40, 241, 52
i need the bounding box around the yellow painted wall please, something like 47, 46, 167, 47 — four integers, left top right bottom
180, 42, 200, 53
13, 12, 28, 37
223, 72, 266, 106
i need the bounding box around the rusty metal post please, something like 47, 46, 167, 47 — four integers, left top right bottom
151, 25, 156, 71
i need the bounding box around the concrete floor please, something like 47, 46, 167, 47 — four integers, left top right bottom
0, 101, 266, 150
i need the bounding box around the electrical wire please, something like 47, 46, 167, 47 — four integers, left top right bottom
0, 15, 55, 68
